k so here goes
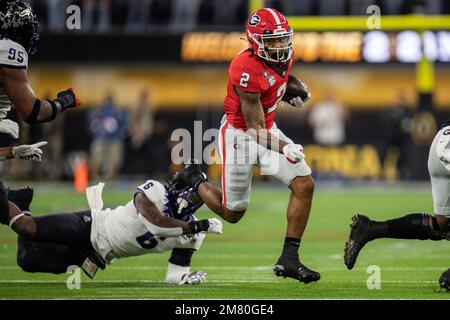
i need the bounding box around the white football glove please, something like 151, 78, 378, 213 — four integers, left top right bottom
0, 119, 19, 139
282, 143, 305, 164
12, 141, 48, 162
289, 91, 311, 108
179, 271, 207, 285
207, 217, 223, 234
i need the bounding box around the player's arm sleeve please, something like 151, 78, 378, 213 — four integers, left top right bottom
134, 180, 186, 238
0, 40, 28, 69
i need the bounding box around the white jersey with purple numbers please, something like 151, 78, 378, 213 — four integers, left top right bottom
0, 38, 28, 119
89, 180, 204, 263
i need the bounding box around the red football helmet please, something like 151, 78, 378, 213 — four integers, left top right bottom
246, 8, 293, 63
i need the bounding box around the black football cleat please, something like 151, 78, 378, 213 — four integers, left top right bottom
274, 257, 320, 284
8, 187, 34, 212
344, 214, 377, 270
439, 268, 449, 291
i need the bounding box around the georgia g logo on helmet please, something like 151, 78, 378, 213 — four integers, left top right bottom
249, 14, 260, 26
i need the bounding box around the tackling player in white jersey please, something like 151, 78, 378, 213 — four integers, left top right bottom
1, 178, 222, 285
344, 120, 450, 291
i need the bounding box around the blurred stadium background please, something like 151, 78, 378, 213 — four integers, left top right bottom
1, 0, 449, 184
0, 0, 449, 299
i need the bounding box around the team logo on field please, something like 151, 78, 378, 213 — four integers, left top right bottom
263, 71, 268, 79
444, 129, 450, 135
268, 75, 276, 86
249, 14, 260, 26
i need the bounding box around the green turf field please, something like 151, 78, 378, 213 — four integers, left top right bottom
0, 182, 448, 299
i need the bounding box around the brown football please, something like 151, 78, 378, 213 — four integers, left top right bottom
282, 75, 310, 103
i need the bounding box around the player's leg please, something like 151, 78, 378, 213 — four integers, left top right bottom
0, 179, 11, 225
165, 232, 206, 284
259, 125, 320, 283
344, 213, 448, 269
344, 136, 450, 269
16, 235, 75, 274
439, 268, 450, 291
196, 181, 246, 223
201, 121, 256, 223
175, 122, 255, 223
7, 194, 93, 250
274, 176, 320, 283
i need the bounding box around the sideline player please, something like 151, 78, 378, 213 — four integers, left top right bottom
344, 121, 450, 291
174, 8, 319, 284
1, 180, 223, 285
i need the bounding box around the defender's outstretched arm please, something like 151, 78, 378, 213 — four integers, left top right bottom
0, 68, 79, 124
135, 192, 222, 237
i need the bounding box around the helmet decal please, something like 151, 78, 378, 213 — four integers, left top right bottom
249, 14, 260, 26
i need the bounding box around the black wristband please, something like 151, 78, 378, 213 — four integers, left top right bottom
192, 173, 207, 191
189, 220, 210, 234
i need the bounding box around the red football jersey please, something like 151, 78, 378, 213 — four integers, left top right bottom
223, 49, 293, 131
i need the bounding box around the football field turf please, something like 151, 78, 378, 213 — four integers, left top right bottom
0, 182, 448, 300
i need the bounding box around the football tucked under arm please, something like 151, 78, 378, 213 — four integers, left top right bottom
281, 75, 311, 108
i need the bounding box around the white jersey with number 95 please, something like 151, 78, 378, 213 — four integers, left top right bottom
0, 38, 28, 119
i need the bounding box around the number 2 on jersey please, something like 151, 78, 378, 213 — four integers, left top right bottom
240, 72, 250, 87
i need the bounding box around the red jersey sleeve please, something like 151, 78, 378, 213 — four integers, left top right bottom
229, 53, 270, 93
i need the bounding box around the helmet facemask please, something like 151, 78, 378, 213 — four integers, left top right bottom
252, 30, 293, 63
165, 185, 204, 222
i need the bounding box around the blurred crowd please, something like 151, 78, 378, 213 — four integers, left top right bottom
0, 88, 171, 182
0, 86, 422, 182
24, 0, 450, 32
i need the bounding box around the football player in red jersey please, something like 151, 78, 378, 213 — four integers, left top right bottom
174, 8, 319, 284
